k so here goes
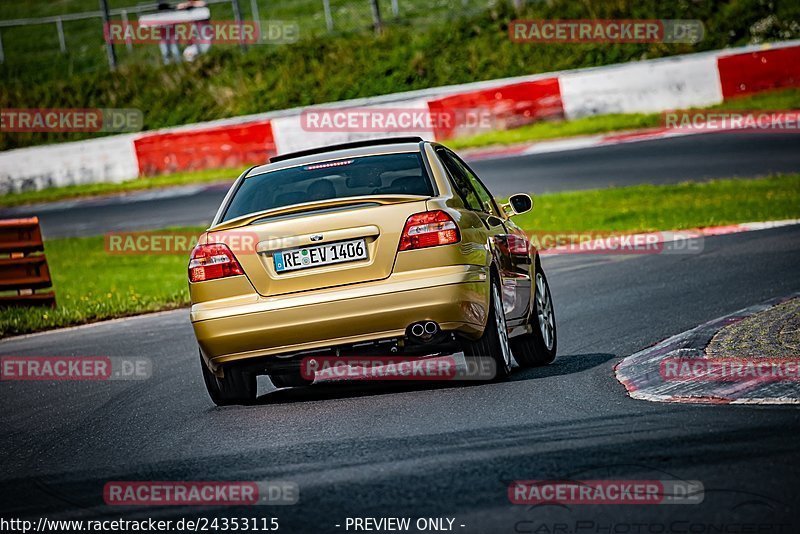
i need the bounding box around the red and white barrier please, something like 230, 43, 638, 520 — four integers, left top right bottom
559, 53, 723, 118
134, 120, 276, 176
270, 98, 435, 155
1, 41, 798, 191
717, 45, 800, 98
0, 134, 139, 195
426, 78, 563, 139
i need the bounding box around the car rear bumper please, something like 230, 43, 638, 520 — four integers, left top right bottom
191, 264, 489, 367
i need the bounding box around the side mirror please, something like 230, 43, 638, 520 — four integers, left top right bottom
508, 193, 533, 215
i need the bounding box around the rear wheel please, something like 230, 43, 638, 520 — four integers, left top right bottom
199, 351, 257, 405
511, 263, 557, 367
462, 278, 512, 380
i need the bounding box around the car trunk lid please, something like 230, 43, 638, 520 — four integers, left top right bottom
207, 196, 428, 297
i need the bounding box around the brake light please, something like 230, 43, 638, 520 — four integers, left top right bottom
304, 159, 353, 170
188, 243, 244, 282
398, 210, 460, 251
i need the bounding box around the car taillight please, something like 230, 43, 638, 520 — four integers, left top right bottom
398, 210, 460, 251
188, 243, 244, 282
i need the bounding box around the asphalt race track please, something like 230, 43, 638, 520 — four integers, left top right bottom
4, 132, 800, 238
2, 226, 800, 531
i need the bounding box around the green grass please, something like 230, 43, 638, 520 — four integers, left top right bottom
0, 167, 244, 208
511, 174, 800, 233
1, 173, 798, 338
0, 0, 492, 82
0, 226, 204, 338
706, 87, 800, 111
447, 113, 661, 150
3, 0, 799, 151
447, 88, 800, 150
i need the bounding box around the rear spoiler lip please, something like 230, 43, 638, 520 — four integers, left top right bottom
268, 137, 425, 163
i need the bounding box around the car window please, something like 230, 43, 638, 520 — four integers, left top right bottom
435, 148, 482, 212
446, 150, 498, 215
222, 152, 433, 222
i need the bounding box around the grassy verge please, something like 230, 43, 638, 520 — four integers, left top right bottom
1, 174, 798, 338
447, 113, 660, 150
511, 174, 800, 233
0, 167, 244, 208
0, 226, 203, 338
447, 88, 800, 150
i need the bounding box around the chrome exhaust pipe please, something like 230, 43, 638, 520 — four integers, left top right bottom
408, 321, 440, 341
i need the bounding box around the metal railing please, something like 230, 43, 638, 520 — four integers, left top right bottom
0, 0, 236, 68
0, 0, 493, 72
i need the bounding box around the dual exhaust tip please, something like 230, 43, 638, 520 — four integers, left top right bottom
410, 321, 439, 340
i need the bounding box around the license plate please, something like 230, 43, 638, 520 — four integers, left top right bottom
273, 239, 367, 272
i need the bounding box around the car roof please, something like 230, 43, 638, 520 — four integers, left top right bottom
247, 137, 429, 176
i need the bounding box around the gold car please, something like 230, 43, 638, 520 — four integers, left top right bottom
189, 137, 557, 404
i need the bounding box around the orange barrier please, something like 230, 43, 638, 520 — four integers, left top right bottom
133, 121, 277, 176
0, 217, 56, 307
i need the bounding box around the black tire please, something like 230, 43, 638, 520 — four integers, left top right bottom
269, 370, 313, 388
461, 277, 512, 380
199, 351, 257, 405
511, 262, 557, 367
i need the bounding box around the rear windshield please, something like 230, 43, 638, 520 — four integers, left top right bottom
222, 152, 433, 222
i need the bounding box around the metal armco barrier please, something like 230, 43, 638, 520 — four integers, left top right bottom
0, 217, 56, 307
